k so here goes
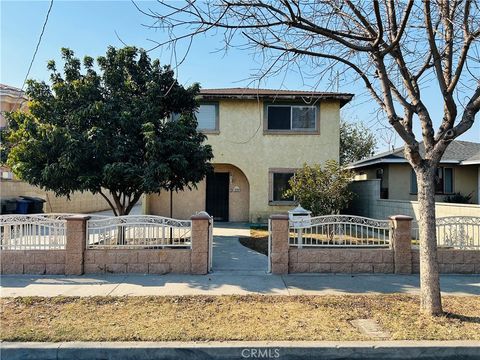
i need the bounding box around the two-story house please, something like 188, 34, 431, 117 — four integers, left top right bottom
144, 88, 353, 222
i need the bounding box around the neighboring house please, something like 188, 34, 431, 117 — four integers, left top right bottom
0, 83, 114, 214
0, 83, 27, 129
144, 88, 353, 222
347, 140, 480, 205
1, 84, 28, 180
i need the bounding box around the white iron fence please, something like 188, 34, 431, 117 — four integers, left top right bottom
0, 214, 68, 250
412, 216, 480, 249
289, 215, 390, 247
86, 215, 192, 248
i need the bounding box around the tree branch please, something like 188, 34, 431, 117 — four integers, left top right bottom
98, 189, 118, 216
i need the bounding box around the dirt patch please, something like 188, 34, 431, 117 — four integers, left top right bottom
239, 229, 268, 255
1, 295, 479, 342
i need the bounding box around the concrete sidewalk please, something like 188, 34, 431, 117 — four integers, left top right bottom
1, 273, 479, 297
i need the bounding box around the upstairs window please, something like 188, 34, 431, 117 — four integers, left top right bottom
267, 105, 316, 131
196, 103, 218, 131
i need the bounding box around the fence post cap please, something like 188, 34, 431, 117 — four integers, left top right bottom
270, 214, 289, 220
388, 215, 413, 221
191, 212, 211, 220
65, 215, 91, 221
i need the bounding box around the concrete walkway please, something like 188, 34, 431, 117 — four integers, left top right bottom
1, 274, 479, 297
212, 222, 268, 274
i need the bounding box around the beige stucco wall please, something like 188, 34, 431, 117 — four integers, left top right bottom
387, 164, 411, 200
147, 99, 341, 222
148, 163, 250, 221
1, 94, 27, 128
455, 165, 478, 203
355, 163, 479, 204
1, 179, 113, 213
347, 179, 480, 220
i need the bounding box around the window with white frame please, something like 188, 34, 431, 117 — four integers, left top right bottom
195, 103, 218, 131
267, 105, 316, 131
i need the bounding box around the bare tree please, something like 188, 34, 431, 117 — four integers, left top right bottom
139, 0, 480, 315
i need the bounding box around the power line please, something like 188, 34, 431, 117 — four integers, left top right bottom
18, 0, 54, 99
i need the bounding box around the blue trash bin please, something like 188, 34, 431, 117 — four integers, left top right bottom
16, 199, 33, 214
20, 196, 46, 213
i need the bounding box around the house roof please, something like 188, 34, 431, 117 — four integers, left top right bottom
198, 87, 354, 107
348, 140, 480, 169
0, 83, 27, 102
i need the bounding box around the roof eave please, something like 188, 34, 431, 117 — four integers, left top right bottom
197, 93, 354, 107
346, 158, 408, 169
348, 158, 461, 169
461, 160, 480, 165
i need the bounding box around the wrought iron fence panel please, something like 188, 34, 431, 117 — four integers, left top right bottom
0, 214, 67, 250
289, 215, 390, 247
86, 215, 192, 248
406, 216, 479, 250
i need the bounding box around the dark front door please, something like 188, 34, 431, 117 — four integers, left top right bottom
206, 172, 229, 221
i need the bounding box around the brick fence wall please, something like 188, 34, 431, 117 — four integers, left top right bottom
0, 250, 66, 274
271, 214, 480, 275
289, 248, 394, 273
412, 248, 480, 274
0, 213, 211, 275
83, 249, 192, 274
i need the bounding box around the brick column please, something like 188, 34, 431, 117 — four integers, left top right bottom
270, 214, 289, 274
190, 212, 211, 275
65, 215, 90, 275
389, 215, 413, 274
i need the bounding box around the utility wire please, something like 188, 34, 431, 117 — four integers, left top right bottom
15, 0, 54, 109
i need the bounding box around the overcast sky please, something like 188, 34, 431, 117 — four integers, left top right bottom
1, 0, 478, 152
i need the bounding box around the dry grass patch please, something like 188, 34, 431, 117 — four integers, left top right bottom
239, 230, 269, 255
1, 295, 479, 342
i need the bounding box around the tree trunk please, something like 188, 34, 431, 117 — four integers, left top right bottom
416, 168, 443, 316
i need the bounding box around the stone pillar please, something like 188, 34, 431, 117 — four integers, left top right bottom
389, 215, 413, 274
270, 214, 289, 274
65, 215, 90, 275
190, 213, 211, 275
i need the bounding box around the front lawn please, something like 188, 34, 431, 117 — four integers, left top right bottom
1, 295, 479, 342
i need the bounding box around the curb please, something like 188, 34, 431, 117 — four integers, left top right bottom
1, 341, 480, 360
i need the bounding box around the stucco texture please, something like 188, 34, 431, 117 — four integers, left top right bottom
1, 179, 114, 213
147, 99, 341, 222
348, 179, 480, 220
356, 163, 479, 204
148, 163, 250, 221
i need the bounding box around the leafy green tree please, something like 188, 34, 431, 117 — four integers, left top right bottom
284, 161, 354, 216
4, 46, 213, 216
340, 121, 377, 165
0, 128, 9, 165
